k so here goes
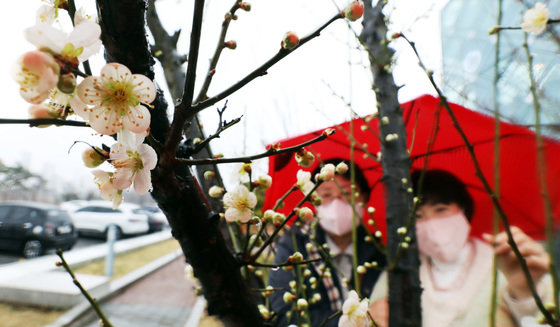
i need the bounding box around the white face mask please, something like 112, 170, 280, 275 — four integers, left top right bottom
317, 198, 363, 236
416, 212, 471, 263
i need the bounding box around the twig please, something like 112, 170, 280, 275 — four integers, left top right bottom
191, 13, 343, 113
490, 1, 504, 325
493, 19, 560, 32
400, 33, 557, 326
251, 182, 323, 261
192, 101, 242, 153
247, 257, 322, 268
0, 118, 88, 127
194, 1, 242, 103
179, 130, 331, 165
318, 311, 341, 327
523, 31, 560, 322
164, 0, 205, 155
55, 249, 113, 327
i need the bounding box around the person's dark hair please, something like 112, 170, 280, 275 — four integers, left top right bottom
411, 169, 474, 221
313, 159, 371, 200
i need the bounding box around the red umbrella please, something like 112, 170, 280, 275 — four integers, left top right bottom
263, 95, 560, 240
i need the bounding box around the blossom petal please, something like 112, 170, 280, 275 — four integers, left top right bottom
78, 76, 104, 106
89, 105, 121, 135
133, 169, 152, 195
123, 104, 150, 134
101, 63, 132, 84
69, 95, 89, 120
131, 74, 156, 104
24, 23, 67, 53
112, 167, 134, 190
68, 21, 101, 61
247, 191, 257, 209
138, 144, 158, 170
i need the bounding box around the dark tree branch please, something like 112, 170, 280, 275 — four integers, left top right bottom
360, 2, 421, 326
147, 0, 226, 213
192, 101, 242, 154
194, 1, 242, 103
191, 13, 343, 113
179, 130, 332, 165
0, 118, 88, 127
164, 0, 205, 155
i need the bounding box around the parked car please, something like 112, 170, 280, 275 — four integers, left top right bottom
0, 201, 78, 258
68, 201, 149, 239
132, 205, 167, 233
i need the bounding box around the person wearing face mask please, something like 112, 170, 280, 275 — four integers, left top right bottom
268, 159, 386, 327
369, 170, 552, 327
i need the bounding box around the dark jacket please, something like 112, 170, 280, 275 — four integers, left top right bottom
268, 224, 386, 327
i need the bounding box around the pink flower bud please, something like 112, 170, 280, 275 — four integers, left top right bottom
336, 162, 349, 174
57, 73, 77, 94
281, 31, 299, 50
239, 2, 251, 11
297, 207, 314, 222
342, 1, 364, 21
320, 164, 336, 181
225, 40, 237, 49
208, 186, 225, 198
82, 147, 109, 168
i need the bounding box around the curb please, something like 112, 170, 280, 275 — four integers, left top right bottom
45, 249, 183, 327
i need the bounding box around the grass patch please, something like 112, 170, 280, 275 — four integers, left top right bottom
74, 238, 180, 279
0, 238, 180, 327
0, 302, 64, 327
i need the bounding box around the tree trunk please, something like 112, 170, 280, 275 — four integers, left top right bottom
360, 2, 422, 326
96, 1, 263, 325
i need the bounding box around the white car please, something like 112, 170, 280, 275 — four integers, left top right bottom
68, 201, 149, 239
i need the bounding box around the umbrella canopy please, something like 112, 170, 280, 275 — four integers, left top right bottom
263, 95, 560, 240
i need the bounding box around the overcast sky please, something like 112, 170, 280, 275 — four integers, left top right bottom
0, 0, 445, 199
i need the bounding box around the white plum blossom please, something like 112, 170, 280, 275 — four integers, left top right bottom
339, 290, 369, 327
319, 163, 336, 181
297, 207, 314, 222
336, 161, 349, 174
13, 50, 59, 104
223, 185, 257, 223
110, 131, 158, 195
92, 170, 123, 209
257, 175, 272, 189
77, 63, 156, 135
208, 186, 224, 198
24, 20, 101, 62
522, 2, 550, 35
296, 170, 315, 195
36, 5, 57, 24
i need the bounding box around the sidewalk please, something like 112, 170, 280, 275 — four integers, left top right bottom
71, 257, 198, 327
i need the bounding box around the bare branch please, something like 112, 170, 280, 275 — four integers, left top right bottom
191, 13, 343, 113
0, 118, 89, 128
164, 0, 205, 156
192, 101, 242, 154
194, 1, 242, 103
56, 250, 114, 327
178, 130, 332, 165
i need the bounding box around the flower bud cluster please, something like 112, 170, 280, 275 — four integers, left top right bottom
295, 149, 315, 168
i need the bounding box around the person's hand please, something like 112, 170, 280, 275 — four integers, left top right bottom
369, 298, 388, 327
482, 226, 550, 299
